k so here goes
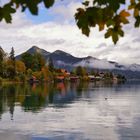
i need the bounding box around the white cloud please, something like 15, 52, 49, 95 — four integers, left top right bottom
0, 1, 140, 65
50, 0, 83, 23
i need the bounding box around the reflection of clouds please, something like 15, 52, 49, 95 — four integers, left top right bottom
117, 116, 140, 140
0, 131, 31, 140
91, 85, 140, 140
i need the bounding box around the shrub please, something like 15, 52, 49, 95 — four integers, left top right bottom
14, 76, 20, 82
0, 77, 3, 83
19, 73, 26, 82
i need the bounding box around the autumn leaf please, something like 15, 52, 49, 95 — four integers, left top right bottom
134, 8, 139, 17
120, 10, 130, 17
98, 22, 105, 31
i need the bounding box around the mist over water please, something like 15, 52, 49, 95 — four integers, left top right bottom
0, 81, 140, 140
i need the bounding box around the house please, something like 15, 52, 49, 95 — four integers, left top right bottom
95, 76, 102, 80
55, 76, 65, 82
88, 75, 95, 81
99, 72, 104, 78
60, 69, 70, 77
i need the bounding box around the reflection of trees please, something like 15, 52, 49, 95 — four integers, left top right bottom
48, 83, 56, 104
7, 85, 16, 120
21, 83, 49, 112
0, 86, 7, 120
76, 82, 89, 96
0, 84, 17, 120
22, 93, 46, 112
0, 82, 94, 117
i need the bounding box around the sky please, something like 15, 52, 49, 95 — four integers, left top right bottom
0, 0, 140, 65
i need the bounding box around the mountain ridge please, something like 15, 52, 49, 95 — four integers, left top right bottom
15, 46, 140, 79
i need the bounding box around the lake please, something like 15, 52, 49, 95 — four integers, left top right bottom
0, 81, 140, 140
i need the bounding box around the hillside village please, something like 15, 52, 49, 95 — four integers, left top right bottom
0, 46, 126, 83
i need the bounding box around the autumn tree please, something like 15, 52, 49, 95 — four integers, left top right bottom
27, 68, 33, 78
41, 66, 53, 81
0, 0, 140, 44
15, 60, 26, 74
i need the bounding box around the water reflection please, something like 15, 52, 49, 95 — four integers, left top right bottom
0, 81, 124, 120
0, 81, 140, 140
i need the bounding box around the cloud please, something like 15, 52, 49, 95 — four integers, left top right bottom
0, 1, 140, 65
50, 0, 83, 23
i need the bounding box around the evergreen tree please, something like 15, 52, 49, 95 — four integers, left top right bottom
21, 52, 33, 70
48, 57, 54, 72
9, 47, 15, 61
8, 47, 16, 78
21, 52, 45, 71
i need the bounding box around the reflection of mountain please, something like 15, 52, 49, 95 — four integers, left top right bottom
16, 46, 140, 79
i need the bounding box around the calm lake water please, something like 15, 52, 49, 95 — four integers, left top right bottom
0, 81, 140, 140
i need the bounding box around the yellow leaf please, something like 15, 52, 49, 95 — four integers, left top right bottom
134, 8, 139, 17
98, 22, 105, 31
128, 5, 135, 10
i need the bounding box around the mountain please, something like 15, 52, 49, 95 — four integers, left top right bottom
26, 46, 50, 56
16, 46, 140, 79
74, 57, 140, 72
16, 46, 50, 59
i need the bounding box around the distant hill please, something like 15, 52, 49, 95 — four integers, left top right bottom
16, 46, 140, 79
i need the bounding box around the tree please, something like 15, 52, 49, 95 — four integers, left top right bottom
21, 52, 45, 71
27, 68, 33, 78
103, 71, 113, 79
15, 60, 26, 74
6, 59, 16, 79
41, 66, 53, 81
0, 47, 5, 77
9, 47, 15, 61
75, 66, 87, 76
0, 47, 5, 62
33, 53, 46, 71
21, 52, 34, 70
75, 0, 139, 44
8, 47, 16, 78
48, 57, 54, 72
0, 0, 140, 44
0, 0, 54, 23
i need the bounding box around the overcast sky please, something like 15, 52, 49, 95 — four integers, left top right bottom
0, 0, 140, 65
